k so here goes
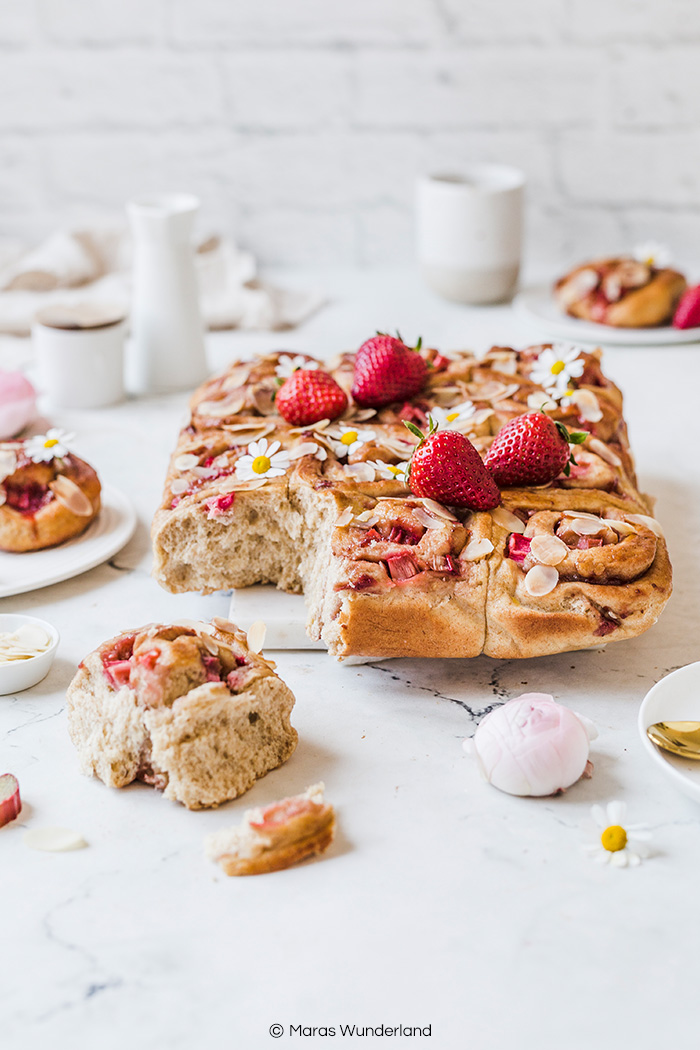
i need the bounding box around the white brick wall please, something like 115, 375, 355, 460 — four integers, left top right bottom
1, 0, 698, 270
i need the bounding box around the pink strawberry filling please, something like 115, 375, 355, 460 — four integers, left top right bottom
346, 573, 377, 591
250, 795, 319, 830
385, 551, 420, 582
507, 533, 531, 563
203, 654, 222, 682
594, 618, 618, 636
5, 481, 53, 516
101, 634, 136, 689
203, 492, 236, 516
387, 524, 421, 545
397, 402, 428, 426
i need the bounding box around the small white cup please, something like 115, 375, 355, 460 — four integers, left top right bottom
33, 302, 127, 409
416, 165, 525, 305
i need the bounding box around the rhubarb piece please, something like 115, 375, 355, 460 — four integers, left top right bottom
205, 783, 335, 876
0, 773, 21, 827
673, 283, 700, 329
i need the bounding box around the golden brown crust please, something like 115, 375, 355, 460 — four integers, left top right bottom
555, 257, 686, 328
0, 450, 100, 552
66, 620, 298, 809
206, 784, 335, 875
151, 344, 672, 661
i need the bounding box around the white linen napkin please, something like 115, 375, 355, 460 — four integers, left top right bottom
0, 227, 324, 335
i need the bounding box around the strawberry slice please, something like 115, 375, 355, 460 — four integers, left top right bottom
404, 420, 500, 510
673, 284, 700, 329
276, 369, 348, 426
0, 773, 21, 827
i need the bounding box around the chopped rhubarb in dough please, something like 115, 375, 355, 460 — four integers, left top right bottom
0, 773, 21, 827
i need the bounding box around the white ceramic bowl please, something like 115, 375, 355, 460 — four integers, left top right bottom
0, 613, 59, 695
638, 661, 700, 804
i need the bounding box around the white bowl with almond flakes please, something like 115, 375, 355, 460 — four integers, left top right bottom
0, 614, 59, 695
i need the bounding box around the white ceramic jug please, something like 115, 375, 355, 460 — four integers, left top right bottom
127, 193, 208, 394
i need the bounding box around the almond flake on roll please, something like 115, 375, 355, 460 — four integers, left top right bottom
49, 475, 93, 516
529, 534, 568, 566
420, 498, 458, 521
174, 452, 200, 471
413, 507, 445, 529
246, 620, 267, 654
524, 564, 559, 596
462, 537, 494, 561
171, 478, 189, 495
607, 519, 637, 537
587, 437, 622, 467
335, 507, 353, 527
567, 516, 606, 535
343, 462, 375, 483
491, 506, 526, 533
568, 389, 603, 423
626, 513, 664, 538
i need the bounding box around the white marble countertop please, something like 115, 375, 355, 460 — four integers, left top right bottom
3, 267, 700, 1050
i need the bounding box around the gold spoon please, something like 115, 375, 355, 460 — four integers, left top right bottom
647, 721, 700, 760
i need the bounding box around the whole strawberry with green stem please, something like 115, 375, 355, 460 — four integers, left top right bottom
404, 418, 501, 510
352, 332, 428, 408
276, 369, 348, 426
484, 411, 587, 487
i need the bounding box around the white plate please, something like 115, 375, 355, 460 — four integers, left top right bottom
638, 662, 700, 803
0, 484, 137, 598
514, 285, 700, 346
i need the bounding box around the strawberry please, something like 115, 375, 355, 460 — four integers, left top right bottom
276, 369, 348, 426
673, 284, 700, 329
351, 333, 428, 408
484, 412, 586, 487
404, 420, 500, 510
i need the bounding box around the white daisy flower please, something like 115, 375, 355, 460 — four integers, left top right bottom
633, 241, 671, 270
368, 460, 410, 483
429, 400, 477, 432
328, 426, 377, 459
529, 344, 585, 396
235, 438, 291, 482
24, 428, 74, 463
583, 800, 652, 868
275, 355, 319, 379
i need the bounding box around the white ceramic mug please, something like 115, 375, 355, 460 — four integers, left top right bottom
33, 303, 126, 409
416, 165, 525, 305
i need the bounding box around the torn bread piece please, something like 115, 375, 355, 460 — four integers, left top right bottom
205, 783, 335, 875
66, 619, 297, 810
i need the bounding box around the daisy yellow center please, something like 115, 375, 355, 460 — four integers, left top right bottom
341, 431, 358, 446
601, 825, 627, 853
644, 255, 655, 267
566, 387, 575, 396
446, 411, 460, 422
387, 465, 401, 475
44, 438, 59, 448
251, 455, 271, 474
550, 360, 566, 376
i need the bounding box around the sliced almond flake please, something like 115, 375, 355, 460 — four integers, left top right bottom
374, 437, 415, 457
471, 408, 495, 426
561, 510, 603, 521
0, 449, 17, 480
170, 477, 189, 495
174, 452, 200, 472
288, 442, 319, 460
197, 397, 246, 419
222, 365, 252, 389
529, 534, 569, 566
527, 391, 557, 412
524, 564, 559, 597
192, 466, 217, 478
558, 267, 599, 306
247, 620, 267, 654
228, 478, 269, 491
212, 616, 245, 639
469, 380, 509, 401
344, 462, 375, 483
289, 419, 331, 435
356, 509, 377, 522
625, 513, 664, 538
353, 513, 379, 528
200, 632, 220, 656
347, 408, 377, 422
24, 827, 87, 852
570, 389, 603, 423
223, 421, 275, 435
413, 507, 446, 529
462, 537, 494, 561
421, 498, 458, 521
0, 488, 6, 507
607, 519, 637, 537
483, 353, 518, 375
430, 386, 463, 405
491, 382, 521, 402
567, 516, 606, 535
490, 506, 526, 533
335, 507, 354, 527
49, 475, 93, 516
587, 437, 622, 468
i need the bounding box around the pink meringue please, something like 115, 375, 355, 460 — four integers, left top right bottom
464, 692, 597, 797
0, 371, 36, 439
